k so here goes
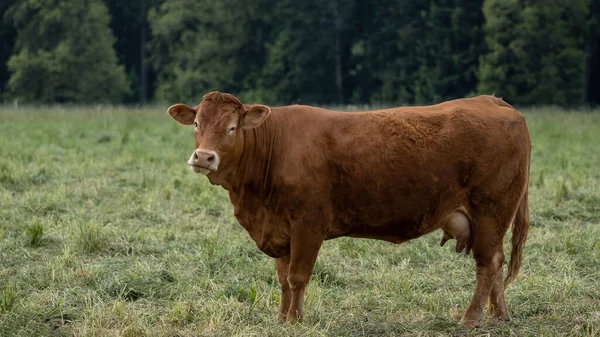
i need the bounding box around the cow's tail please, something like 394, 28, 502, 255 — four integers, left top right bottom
504, 184, 530, 288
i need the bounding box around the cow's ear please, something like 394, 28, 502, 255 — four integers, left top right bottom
241, 104, 271, 129
167, 104, 196, 125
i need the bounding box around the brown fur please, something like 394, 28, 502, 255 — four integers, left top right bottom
167, 92, 531, 328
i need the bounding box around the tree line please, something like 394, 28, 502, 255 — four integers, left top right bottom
0, 0, 599, 107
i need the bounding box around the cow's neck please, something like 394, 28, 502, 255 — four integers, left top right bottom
208, 117, 279, 207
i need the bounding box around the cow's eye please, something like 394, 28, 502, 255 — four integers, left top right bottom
228, 126, 236, 135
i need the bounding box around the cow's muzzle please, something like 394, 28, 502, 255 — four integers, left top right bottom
188, 149, 219, 175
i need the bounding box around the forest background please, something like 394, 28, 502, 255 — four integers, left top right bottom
0, 0, 599, 107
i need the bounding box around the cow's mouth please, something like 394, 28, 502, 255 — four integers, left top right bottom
189, 164, 213, 175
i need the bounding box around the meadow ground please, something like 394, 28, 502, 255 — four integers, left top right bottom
0, 104, 599, 337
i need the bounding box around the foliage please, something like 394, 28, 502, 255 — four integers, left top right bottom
0, 105, 599, 335
353, 0, 484, 105
5, 0, 130, 103
0, 0, 17, 97
104, 0, 164, 103
0, 0, 599, 105
585, 0, 600, 104
148, 0, 269, 104
478, 0, 589, 106
259, 0, 355, 105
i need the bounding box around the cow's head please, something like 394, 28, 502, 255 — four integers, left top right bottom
167, 91, 271, 176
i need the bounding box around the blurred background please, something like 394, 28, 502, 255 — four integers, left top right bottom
0, 0, 599, 107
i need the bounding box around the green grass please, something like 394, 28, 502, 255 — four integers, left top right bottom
0, 105, 599, 336
26, 219, 44, 247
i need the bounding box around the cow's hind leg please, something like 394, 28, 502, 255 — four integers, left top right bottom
461, 214, 510, 328
276, 255, 291, 322
489, 254, 510, 321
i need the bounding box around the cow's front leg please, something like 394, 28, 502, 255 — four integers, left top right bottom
286, 229, 324, 323
276, 255, 291, 322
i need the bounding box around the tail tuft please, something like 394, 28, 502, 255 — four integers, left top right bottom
504, 189, 529, 288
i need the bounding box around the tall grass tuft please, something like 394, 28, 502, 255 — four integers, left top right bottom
169, 301, 198, 327
75, 223, 107, 253
218, 285, 259, 317
554, 178, 570, 205
26, 219, 44, 246
1, 283, 17, 312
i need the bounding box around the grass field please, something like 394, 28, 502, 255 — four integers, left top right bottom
0, 105, 599, 337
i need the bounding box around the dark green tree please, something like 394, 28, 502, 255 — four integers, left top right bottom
413, 0, 484, 104
584, 0, 600, 104
149, 0, 356, 105
261, 0, 354, 105
6, 0, 130, 103
0, 0, 17, 99
104, 0, 166, 103
347, 0, 425, 105
478, 0, 589, 106
352, 0, 484, 106
148, 0, 270, 104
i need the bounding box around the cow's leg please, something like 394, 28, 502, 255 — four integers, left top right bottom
489, 249, 510, 321
461, 242, 503, 328
461, 212, 510, 329
286, 230, 323, 323
276, 255, 291, 322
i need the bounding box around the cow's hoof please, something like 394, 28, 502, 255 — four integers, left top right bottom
286, 318, 302, 325
460, 318, 480, 329
286, 314, 303, 325
493, 313, 511, 323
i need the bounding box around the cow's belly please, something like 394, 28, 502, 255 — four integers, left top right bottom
341, 224, 422, 243
326, 214, 425, 243
328, 205, 472, 248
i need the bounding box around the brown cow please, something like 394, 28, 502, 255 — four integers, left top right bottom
167, 92, 530, 328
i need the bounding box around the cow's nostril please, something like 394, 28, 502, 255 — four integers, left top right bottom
206, 154, 215, 163
193, 152, 199, 161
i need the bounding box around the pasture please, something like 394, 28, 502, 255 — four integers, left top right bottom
0, 105, 599, 336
